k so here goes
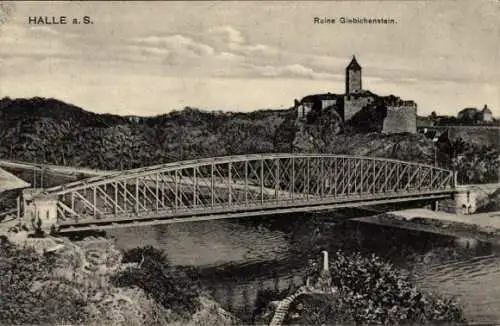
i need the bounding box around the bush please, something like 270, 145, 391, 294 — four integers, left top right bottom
112, 247, 201, 319
293, 250, 465, 325
0, 238, 88, 325
121, 245, 170, 266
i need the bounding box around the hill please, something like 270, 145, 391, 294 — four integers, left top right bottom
0, 96, 468, 174
0, 97, 289, 170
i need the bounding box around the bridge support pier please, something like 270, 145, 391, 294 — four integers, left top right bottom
22, 194, 59, 232
454, 237, 479, 250
431, 200, 439, 212
453, 189, 476, 215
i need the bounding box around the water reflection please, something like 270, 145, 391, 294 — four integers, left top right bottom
109, 213, 500, 324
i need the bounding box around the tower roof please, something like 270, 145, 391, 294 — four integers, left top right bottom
346, 56, 361, 70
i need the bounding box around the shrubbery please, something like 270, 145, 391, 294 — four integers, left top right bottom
111, 246, 202, 319
0, 237, 87, 325
452, 138, 499, 184
287, 250, 465, 325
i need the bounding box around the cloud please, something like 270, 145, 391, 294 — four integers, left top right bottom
129, 26, 342, 80
0, 20, 347, 82
249, 63, 342, 80
208, 25, 245, 45
207, 25, 280, 58
134, 34, 215, 57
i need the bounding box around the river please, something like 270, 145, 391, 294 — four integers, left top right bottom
109, 211, 500, 324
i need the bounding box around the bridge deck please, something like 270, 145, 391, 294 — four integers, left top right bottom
57, 190, 453, 232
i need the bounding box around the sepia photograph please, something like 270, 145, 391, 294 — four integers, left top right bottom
0, 1, 499, 325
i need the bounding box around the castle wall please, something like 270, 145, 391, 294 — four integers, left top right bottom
382, 104, 417, 134
296, 102, 313, 121
321, 99, 336, 110
344, 96, 374, 121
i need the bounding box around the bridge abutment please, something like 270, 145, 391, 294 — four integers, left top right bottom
437, 183, 500, 215
453, 190, 477, 215
22, 189, 59, 232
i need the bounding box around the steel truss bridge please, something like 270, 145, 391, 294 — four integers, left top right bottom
32, 154, 456, 232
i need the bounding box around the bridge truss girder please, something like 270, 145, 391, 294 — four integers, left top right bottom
36, 154, 454, 229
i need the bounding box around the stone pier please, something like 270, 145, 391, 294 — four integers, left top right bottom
22, 189, 59, 232
439, 183, 500, 214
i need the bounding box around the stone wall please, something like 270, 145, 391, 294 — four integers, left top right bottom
296, 102, 313, 121
343, 95, 374, 121
382, 105, 417, 134
439, 183, 500, 214
321, 99, 336, 110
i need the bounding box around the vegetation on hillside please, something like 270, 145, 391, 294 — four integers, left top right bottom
451, 138, 500, 184
281, 251, 465, 325
0, 236, 236, 326
0, 96, 497, 183
0, 236, 87, 325
0, 97, 286, 170
112, 246, 202, 321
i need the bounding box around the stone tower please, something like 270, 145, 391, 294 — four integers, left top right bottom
345, 55, 362, 95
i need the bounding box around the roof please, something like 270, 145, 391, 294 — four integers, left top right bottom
301, 93, 340, 102
459, 107, 479, 114
346, 56, 362, 71
0, 168, 30, 192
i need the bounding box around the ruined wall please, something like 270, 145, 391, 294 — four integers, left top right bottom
321, 99, 336, 110
343, 95, 374, 121
296, 102, 313, 121
382, 105, 417, 134
439, 184, 500, 214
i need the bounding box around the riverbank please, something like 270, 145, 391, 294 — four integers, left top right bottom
356, 209, 500, 244
0, 230, 239, 326
2, 211, 494, 325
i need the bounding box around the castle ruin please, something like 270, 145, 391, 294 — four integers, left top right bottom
294, 56, 417, 134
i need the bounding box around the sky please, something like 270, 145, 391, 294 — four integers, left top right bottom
0, 1, 498, 117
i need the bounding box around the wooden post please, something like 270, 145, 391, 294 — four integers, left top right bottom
244, 161, 248, 205
93, 187, 97, 217
17, 196, 21, 227
211, 165, 214, 208
135, 177, 139, 213
193, 167, 197, 208
291, 157, 295, 201
228, 163, 232, 205
260, 160, 264, 204
175, 170, 179, 210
